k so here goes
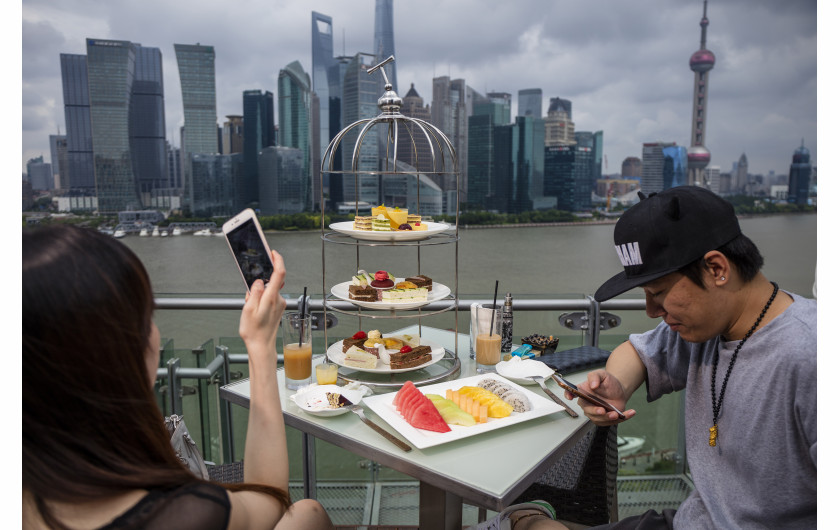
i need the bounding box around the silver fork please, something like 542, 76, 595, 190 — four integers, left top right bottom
349, 404, 412, 452
528, 376, 579, 418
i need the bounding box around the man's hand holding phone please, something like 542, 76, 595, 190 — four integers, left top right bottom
563, 369, 636, 426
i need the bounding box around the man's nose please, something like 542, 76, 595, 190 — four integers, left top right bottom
645, 292, 665, 319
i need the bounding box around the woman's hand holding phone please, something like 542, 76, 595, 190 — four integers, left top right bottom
239, 250, 286, 371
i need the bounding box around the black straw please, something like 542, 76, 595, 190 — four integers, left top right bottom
299, 287, 307, 347
489, 280, 499, 336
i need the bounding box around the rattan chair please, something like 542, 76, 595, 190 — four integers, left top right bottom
513, 424, 618, 526
207, 460, 245, 484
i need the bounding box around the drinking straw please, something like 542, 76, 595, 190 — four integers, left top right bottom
299, 287, 307, 347
489, 280, 499, 335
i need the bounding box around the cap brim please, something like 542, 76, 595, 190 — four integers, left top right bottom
594, 266, 681, 302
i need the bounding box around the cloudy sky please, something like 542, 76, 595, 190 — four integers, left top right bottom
21, 0, 817, 178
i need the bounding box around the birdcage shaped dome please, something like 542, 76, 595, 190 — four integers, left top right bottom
320, 56, 459, 216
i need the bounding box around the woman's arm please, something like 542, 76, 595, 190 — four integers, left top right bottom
228, 251, 289, 528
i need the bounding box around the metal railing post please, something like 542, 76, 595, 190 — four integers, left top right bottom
217, 345, 235, 464
166, 357, 183, 416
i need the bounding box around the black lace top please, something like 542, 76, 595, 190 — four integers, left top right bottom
99, 482, 230, 529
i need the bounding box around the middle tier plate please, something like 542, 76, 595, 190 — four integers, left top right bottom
327, 336, 446, 374
331, 279, 451, 310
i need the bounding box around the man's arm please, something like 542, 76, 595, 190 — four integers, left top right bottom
568, 341, 647, 425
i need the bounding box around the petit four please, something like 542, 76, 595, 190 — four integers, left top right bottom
343, 346, 378, 369
372, 214, 391, 231
353, 215, 372, 231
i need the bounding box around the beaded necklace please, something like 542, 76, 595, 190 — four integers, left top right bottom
709, 281, 779, 447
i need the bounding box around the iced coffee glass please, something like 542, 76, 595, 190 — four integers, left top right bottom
474, 308, 502, 373
282, 313, 312, 390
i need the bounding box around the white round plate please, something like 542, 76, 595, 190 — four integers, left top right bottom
495, 357, 555, 385
329, 221, 451, 241
290, 385, 364, 417
327, 336, 446, 374
331, 279, 450, 310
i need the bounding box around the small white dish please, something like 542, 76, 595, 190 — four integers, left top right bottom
291, 385, 364, 417
495, 357, 555, 385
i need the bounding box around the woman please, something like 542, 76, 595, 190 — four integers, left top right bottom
23, 225, 334, 529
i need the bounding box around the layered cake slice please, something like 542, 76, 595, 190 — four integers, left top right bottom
372, 214, 391, 231
353, 215, 372, 230
381, 287, 428, 303
405, 274, 433, 290
348, 284, 377, 302
388, 345, 433, 370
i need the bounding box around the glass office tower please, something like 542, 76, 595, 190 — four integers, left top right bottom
312, 12, 335, 164
130, 45, 167, 200
85, 39, 140, 213
60, 53, 96, 193
175, 43, 218, 212
787, 142, 812, 205
373, 0, 397, 95
518, 88, 542, 118
241, 90, 275, 211
340, 53, 380, 205
278, 61, 313, 211
545, 143, 593, 212
662, 145, 688, 189
259, 146, 305, 215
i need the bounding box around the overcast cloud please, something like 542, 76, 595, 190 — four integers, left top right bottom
20, 0, 817, 178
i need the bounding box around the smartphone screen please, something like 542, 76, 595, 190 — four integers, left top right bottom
225, 218, 274, 290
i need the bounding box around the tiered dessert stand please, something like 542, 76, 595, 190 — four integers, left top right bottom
319, 56, 461, 390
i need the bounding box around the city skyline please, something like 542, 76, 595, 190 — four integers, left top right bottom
22, 0, 817, 178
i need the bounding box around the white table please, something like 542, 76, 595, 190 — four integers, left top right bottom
220, 326, 595, 530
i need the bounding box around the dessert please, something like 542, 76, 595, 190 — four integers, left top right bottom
413, 222, 428, 231
393, 281, 418, 289
388, 345, 432, 370
353, 215, 372, 231
407, 214, 421, 224
397, 223, 412, 231
370, 270, 395, 289
352, 271, 373, 286
477, 377, 532, 412
372, 214, 391, 231
348, 284, 377, 302
404, 274, 433, 289
343, 346, 378, 369
386, 207, 408, 230
393, 381, 451, 433
381, 287, 428, 303
363, 330, 385, 357
342, 331, 368, 352
371, 204, 388, 218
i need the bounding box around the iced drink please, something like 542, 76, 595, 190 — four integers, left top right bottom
315, 363, 339, 385
284, 343, 312, 381
476, 333, 502, 366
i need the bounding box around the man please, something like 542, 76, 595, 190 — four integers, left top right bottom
485, 187, 817, 529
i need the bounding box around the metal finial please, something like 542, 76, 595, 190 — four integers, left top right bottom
368, 55, 395, 89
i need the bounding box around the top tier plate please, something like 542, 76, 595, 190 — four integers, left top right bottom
329, 221, 451, 241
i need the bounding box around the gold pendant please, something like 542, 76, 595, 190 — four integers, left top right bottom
709, 424, 718, 447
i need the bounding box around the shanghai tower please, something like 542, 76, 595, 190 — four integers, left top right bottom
687, 1, 715, 188
373, 0, 397, 95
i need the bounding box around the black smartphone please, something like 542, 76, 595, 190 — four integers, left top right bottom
222, 208, 274, 292
552, 374, 627, 420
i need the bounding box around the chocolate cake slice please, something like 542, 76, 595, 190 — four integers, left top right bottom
389, 353, 432, 370
404, 274, 432, 289
342, 337, 367, 353
348, 284, 377, 302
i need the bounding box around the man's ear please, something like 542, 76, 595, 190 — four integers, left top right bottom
703, 250, 730, 284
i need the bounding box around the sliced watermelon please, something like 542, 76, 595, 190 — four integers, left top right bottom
407, 399, 451, 433
393, 381, 417, 407
401, 391, 426, 414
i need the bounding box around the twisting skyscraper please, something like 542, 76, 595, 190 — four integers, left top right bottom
373, 0, 397, 95
687, 1, 715, 188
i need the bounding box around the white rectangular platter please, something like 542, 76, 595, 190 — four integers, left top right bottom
363, 373, 565, 449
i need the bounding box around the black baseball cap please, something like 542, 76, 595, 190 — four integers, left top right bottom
594, 186, 741, 302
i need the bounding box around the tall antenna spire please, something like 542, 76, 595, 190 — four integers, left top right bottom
700, 0, 709, 49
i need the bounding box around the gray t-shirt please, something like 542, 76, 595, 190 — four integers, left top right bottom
629, 291, 816, 529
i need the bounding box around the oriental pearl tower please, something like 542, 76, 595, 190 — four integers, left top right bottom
687, 1, 715, 188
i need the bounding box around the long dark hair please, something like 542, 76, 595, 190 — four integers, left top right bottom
23, 225, 289, 527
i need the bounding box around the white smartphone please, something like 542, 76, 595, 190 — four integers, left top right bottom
222, 208, 274, 292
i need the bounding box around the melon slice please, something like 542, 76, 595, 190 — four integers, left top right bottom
406, 398, 450, 432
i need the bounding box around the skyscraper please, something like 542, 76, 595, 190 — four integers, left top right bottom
373, 0, 397, 95
130, 45, 167, 201
662, 145, 688, 189
431, 76, 470, 198
340, 53, 380, 205
687, 0, 715, 187
222, 115, 244, 155
641, 141, 677, 194
241, 90, 275, 210
49, 134, 68, 190
787, 141, 812, 205
60, 53, 95, 192
26, 156, 53, 191
277, 60, 313, 210
85, 39, 140, 213
518, 88, 542, 118
312, 12, 335, 165
259, 146, 305, 214
545, 99, 575, 146
175, 43, 219, 212
396, 83, 433, 173
544, 144, 593, 212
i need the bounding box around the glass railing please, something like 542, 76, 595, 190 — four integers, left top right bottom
152, 294, 681, 487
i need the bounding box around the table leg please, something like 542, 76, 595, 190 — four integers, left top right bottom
419, 482, 462, 530
303, 432, 316, 499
